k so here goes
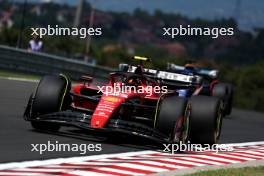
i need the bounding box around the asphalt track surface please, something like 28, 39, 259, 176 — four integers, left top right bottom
0, 78, 263, 163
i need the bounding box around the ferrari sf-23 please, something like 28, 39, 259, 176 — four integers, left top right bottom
24, 57, 223, 145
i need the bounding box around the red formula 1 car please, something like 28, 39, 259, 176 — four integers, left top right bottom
24, 58, 223, 145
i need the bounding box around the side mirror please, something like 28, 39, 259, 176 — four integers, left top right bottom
81, 75, 93, 86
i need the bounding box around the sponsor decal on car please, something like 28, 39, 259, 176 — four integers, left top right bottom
103, 96, 121, 103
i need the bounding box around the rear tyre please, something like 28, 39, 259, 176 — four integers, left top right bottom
212, 83, 233, 116
30, 74, 71, 131
156, 96, 190, 143
189, 96, 223, 145
225, 84, 233, 115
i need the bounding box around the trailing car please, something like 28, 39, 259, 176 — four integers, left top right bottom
167, 62, 233, 116
24, 57, 223, 145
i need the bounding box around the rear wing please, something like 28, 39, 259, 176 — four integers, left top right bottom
167, 63, 219, 79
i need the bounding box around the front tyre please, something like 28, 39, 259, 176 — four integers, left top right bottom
30, 74, 71, 131
156, 96, 190, 143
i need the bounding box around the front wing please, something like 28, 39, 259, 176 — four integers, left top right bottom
24, 111, 170, 144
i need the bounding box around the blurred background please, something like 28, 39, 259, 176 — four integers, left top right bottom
0, 0, 263, 112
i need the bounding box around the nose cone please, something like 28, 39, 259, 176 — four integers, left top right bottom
91, 114, 110, 128
91, 96, 122, 128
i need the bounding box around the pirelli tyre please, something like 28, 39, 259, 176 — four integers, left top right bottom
156, 96, 191, 143
212, 83, 233, 116
189, 95, 223, 145
30, 74, 71, 132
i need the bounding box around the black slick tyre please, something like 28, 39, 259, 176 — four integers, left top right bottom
30, 74, 71, 131
156, 96, 190, 143
189, 95, 223, 145
212, 83, 233, 116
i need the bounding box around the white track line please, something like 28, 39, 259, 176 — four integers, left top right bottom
68, 170, 115, 176
5, 77, 39, 83
0, 172, 43, 176
159, 158, 205, 167
99, 167, 144, 176
175, 156, 224, 165
224, 141, 264, 147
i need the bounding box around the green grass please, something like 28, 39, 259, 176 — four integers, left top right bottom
0, 70, 40, 80
185, 166, 264, 176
